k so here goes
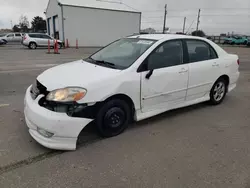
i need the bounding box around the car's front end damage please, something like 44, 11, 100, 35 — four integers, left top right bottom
24, 82, 94, 150
23, 60, 123, 150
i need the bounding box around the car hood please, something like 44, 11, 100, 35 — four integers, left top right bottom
37, 60, 121, 91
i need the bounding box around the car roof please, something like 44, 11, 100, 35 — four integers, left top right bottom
128, 34, 205, 41
28, 33, 47, 34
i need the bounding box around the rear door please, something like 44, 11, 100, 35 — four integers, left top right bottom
39, 34, 52, 46
14, 33, 22, 42
185, 39, 221, 101
34, 34, 46, 46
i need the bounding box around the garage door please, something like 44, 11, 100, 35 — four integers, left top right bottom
55, 16, 59, 32
49, 18, 53, 37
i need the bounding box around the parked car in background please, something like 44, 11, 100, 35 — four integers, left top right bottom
223, 36, 248, 45
0, 34, 8, 44
22, 33, 63, 49
0, 39, 7, 45
24, 34, 240, 150
0, 33, 23, 42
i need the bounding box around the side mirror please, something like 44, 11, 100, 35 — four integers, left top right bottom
145, 70, 153, 79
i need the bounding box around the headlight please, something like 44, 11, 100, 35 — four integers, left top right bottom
46, 87, 87, 102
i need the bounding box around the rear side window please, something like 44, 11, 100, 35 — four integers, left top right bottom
186, 40, 218, 63
7, 34, 14, 37
15, 34, 21, 37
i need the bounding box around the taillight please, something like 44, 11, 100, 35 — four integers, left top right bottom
237, 59, 240, 65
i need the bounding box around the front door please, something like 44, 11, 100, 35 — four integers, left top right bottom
140, 40, 189, 112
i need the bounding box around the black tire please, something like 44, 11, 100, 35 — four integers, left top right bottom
231, 42, 235, 45
243, 41, 247, 45
210, 78, 227, 105
29, 42, 37, 49
96, 99, 131, 137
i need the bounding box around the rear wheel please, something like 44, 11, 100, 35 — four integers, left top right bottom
243, 41, 247, 45
29, 42, 37, 49
210, 79, 227, 105
96, 99, 131, 137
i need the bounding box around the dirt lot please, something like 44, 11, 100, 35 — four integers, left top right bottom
0, 44, 250, 187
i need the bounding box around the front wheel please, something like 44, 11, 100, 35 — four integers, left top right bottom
96, 99, 131, 137
210, 79, 227, 105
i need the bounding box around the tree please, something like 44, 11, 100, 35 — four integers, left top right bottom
141, 28, 156, 34
191, 30, 206, 37
31, 16, 46, 32
19, 15, 29, 32
12, 25, 21, 32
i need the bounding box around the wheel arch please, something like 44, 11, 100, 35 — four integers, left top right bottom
102, 94, 136, 120
215, 75, 230, 91
29, 41, 37, 48
76, 93, 136, 142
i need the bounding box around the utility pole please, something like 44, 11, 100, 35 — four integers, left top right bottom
182, 17, 186, 33
196, 9, 201, 35
163, 4, 167, 34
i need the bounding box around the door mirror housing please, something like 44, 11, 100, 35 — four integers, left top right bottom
145, 70, 153, 79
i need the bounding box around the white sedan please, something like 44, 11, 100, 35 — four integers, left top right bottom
24, 34, 240, 150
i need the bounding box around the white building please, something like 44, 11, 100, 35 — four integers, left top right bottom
45, 0, 141, 47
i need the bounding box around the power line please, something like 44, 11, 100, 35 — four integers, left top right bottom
142, 8, 250, 12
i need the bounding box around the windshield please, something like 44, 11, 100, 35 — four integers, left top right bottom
88, 38, 156, 70
0, 34, 6, 37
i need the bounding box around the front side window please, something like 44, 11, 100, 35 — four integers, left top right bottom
186, 40, 217, 63
146, 40, 183, 70
89, 38, 156, 69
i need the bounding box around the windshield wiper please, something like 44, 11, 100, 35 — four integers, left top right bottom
85, 57, 117, 69
95, 60, 116, 67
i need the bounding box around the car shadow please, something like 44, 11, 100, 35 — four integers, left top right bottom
77, 101, 212, 147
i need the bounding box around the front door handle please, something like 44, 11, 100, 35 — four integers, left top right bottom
179, 68, 188, 73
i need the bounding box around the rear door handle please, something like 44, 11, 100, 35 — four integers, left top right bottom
212, 62, 219, 67
179, 68, 188, 73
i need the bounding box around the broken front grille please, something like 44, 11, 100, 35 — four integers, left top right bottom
30, 80, 49, 100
